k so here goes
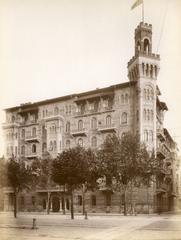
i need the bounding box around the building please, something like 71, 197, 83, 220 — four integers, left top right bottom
2, 22, 180, 213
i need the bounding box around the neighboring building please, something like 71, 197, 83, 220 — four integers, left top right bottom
2, 22, 180, 213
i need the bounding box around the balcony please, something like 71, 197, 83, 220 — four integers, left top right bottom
157, 146, 166, 159
25, 135, 39, 142
2, 122, 19, 129
25, 152, 38, 159
98, 123, 116, 133
36, 185, 67, 193
71, 128, 87, 137
157, 129, 165, 142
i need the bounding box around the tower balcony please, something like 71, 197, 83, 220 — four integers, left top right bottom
157, 129, 165, 142
156, 146, 166, 160
98, 123, 116, 133
71, 128, 87, 137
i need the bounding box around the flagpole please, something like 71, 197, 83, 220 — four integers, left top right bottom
142, 0, 144, 22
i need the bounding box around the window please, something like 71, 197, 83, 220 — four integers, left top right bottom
121, 112, 127, 124
91, 117, 97, 129
49, 141, 53, 151
144, 130, 149, 142
91, 136, 97, 148
151, 110, 154, 121
15, 146, 17, 156
42, 143, 47, 152
78, 195, 82, 206
106, 115, 111, 126
21, 129, 25, 139
149, 130, 153, 142
91, 195, 96, 206
66, 122, 70, 133
78, 138, 83, 147
78, 120, 83, 130
32, 127, 36, 137
32, 144, 36, 153
54, 107, 59, 115
147, 110, 150, 121
53, 141, 57, 151
121, 94, 124, 104
21, 145, 25, 155
66, 140, 70, 149
144, 38, 150, 53
125, 93, 129, 103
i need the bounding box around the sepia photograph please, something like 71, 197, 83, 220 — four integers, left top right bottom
0, 0, 181, 239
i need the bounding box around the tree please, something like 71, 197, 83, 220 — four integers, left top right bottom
97, 133, 152, 215
51, 146, 97, 219
31, 152, 54, 214
6, 158, 33, 218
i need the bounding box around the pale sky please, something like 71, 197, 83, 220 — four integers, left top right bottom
0, 0, 181, 156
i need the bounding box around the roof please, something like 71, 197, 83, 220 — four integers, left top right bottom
4, 81, 136, 112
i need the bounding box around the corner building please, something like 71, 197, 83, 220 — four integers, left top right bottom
2, 22, 180, 213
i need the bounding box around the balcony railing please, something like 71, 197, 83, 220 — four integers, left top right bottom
25, 135, 39, 142
71, 128, 87, 136
25, 152, 38, 159
36, 185, 67, 193
98, 123, 116, 133
157, 129, 165, 142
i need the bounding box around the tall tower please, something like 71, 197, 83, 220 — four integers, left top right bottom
128, 22, 160, 152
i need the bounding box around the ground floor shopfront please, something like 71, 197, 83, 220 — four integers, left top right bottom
2, 186, 179, 214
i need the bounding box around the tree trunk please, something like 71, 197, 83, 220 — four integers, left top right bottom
82, 184, 85, 215
62, 188, 66, 215
70, 189, 74, 220
14, 191, 17, 218
123, 190, 127, 216
47, 191, 51, 215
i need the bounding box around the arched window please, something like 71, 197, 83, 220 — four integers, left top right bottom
149, 130, 153, 142
54, 107, 59, 115
144, 39, 150, 53
49, 141, 53, 151
144, 109, 146, 121
137, 41, 141, 52
136, 110, 139, 122
66, 122, 70, 133
53, 141, 57, 151
155, 65, 158, 77
144, 130, 149, 142
142, 63, 145, 75
66, 140, 70, 149
91, 136, 97, 148
21, 145, 25, 155
121, 112, 127, 124
78, 120, 83, 130
106, 115, 111, 126
147, 109, 150, 121
125, 93, 129, 103
42, 143, 47, 153
78, 195, 82, 206
150, 65, 153, 78
78, 138, 83, 147
32, 144, 36, 153
91, 117, 97, 129
146, 64, 149, 76
32, 127, 36, 137
121, 94, 124, 104
21, 129, 25, 139
147, 89, 150, 100
151, 110, 154, 121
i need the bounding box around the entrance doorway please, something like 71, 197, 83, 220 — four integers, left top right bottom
52, 196, 60, 212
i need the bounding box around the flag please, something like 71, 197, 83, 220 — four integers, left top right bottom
131, 0, 143, 10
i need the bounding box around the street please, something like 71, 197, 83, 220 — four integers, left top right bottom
0, 212, 181, 240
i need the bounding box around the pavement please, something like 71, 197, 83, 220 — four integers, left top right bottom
0, 211, 181, 240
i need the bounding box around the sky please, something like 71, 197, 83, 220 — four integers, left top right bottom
0, 0, 181, 156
